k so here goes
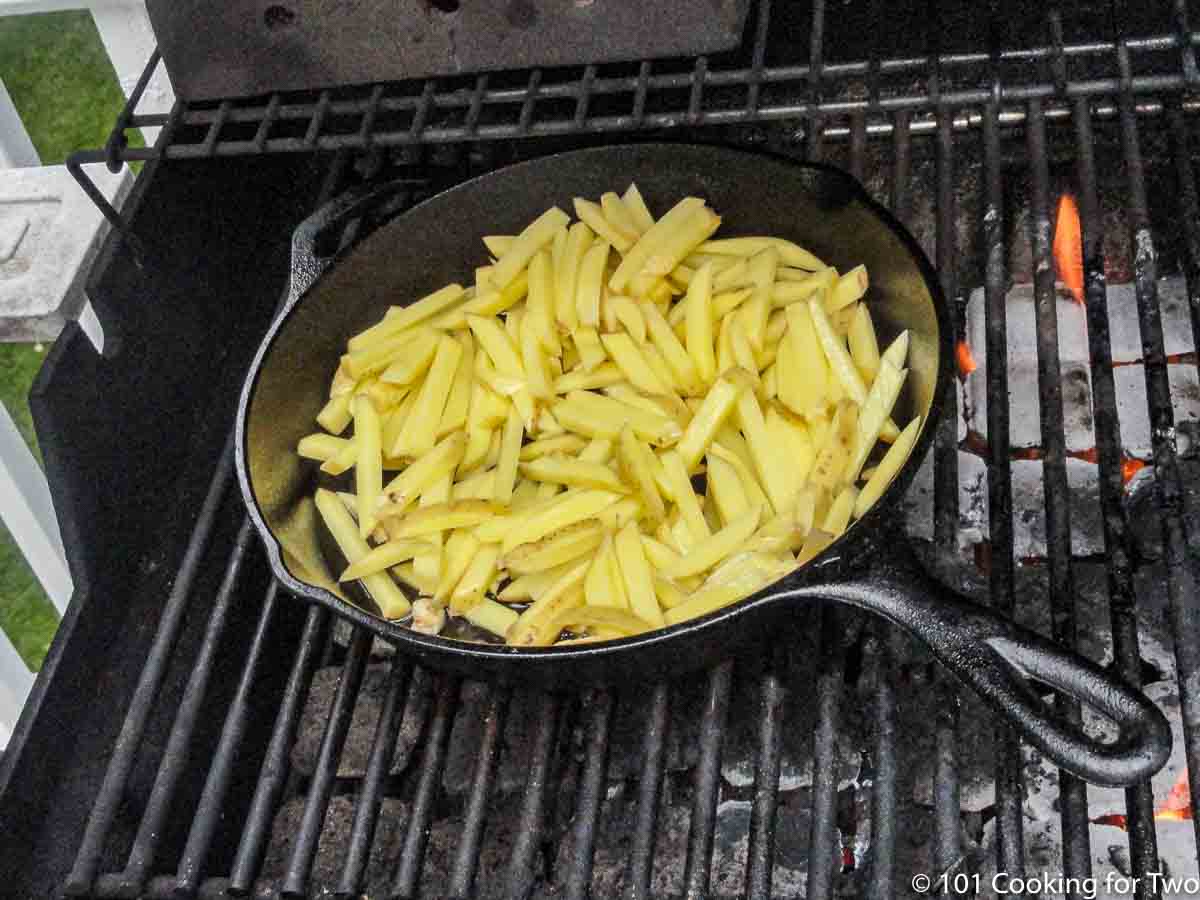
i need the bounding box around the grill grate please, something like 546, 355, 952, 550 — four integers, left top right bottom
38, 1, 1200, 897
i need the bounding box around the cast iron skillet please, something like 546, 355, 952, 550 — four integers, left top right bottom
236, 144, 1170, 787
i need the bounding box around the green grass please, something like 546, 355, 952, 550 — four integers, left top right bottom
0, 12, 138, 670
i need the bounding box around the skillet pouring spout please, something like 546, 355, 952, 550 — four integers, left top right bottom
772, 542, 1171, 787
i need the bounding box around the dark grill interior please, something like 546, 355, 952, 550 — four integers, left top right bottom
3, 1, 1200, 897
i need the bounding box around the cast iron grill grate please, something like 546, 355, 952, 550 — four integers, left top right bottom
34, 1, 1200, 897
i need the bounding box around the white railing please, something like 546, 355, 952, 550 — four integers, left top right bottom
0, 0, 173, 747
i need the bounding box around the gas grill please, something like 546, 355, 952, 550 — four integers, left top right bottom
2, 1, 1200, 897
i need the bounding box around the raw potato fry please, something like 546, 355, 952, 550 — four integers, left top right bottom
393, 336, 464, 458
613, 521, 665, 626
340, 540, 433, 581
303, 188, 923, 645
508, 561, 590, 645
520, 455, 628, 493
354, 396, 383, 537
848, 303, 881, 383
349, 284, 466, 351
298, 433, 352, 462
572, 327, 607, 371
576, 241, 610, 327
314, 489, 410, 619
388, 500, 505, 536
855, 416, 921, 518
665, 505, 761, 578
382, 432, 467, 510
771, 268, 836, 307
698, 237, 825, 271
743, 247, 778, 351
495, 404, 525, 503
556, 222, 592, 331
449, 543, 502, 615
575, 197, 634, 252
808, 297, 868, 406
622, 183, 655, 232
828, 264, 869, 312
602, 332, 672, 395
553, 390, 681, 445
555, 362, 624, 392
505, 521, 605, 574
502, 489, 623, 554
685, 262, 717, 385
491, 207, 571, 289
660, 450, 710, 541
520, 434, 588, 460
464, 598, 520, 637
618, 426, 667, 525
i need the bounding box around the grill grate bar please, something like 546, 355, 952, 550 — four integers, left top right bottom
745, 658, 785, 900
117, 518, 257, 890
281, 628, 372, 897
864, 630, 899, 900
175, 581, 283, 895
251, 94, 281, 153
624, 683, 670, 900
229, 603, 329, 893
335, 660, 412, 897
64, 432, 238, 896
1117, 41, 1200, 860
1072, 97, 1163, 897
745, 0, 771, 115
982, 96, 1027, 880
506, 692, 561, 900
565, 689, 615, 900
931, 102, 963, 886
448, 683, 512, 900
806, 612, 843, 900
683, 662, 734, 900
1025, 97, 1093, 890
391, 675, 460, 900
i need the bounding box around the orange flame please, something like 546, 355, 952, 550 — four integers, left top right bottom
1053, 194, 1085, 305
1122, 457, 1146, 485
956, 340, 978, 377
1155, 771, 1192, 821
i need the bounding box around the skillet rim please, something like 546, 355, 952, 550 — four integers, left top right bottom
234, 141, 953, 662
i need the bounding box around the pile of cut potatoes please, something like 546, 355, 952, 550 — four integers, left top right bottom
297, 185, 922, 646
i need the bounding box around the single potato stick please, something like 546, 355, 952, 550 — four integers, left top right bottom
389, 500, 506, 537
392, 335, 463, 458
575, 197, 634, 252
491, 206, 571, 288
855, 417, 922, 518
609, 197, 706, 293
508, 561, 590, 645
622, 183, 655, 232
613, 521, 665, 626
340, 540, 433, 580
665, 505, 761, 578
464, 598, 520, 638
502, 489, 623, 554
601, 332, 672, 395
449, 543, 502, 615
555, 222, 592, 331
349, 284, 466, 351
505, 521, 605, 574
314, 489, 411, 619
848, 303, 881, 384
576, 242, 610, 328
353, 396, 383, 537
698, 237, 825, 271
520, 455, 628, 493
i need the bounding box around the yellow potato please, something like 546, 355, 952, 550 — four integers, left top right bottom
502, 489, 622, 554
855, 416, 921, 518
519, 434, 588, 461
734, 389, 792, 514
464, 598, 519, 637
808, 297, 868, 407
618, 425, 667, 525
575, 197, 634, 253
848, 303, 881, 384
664, 505, 761, 578
353, 396, 383, 537
555, 222, 592, 331
810, 400, 858, 490
676, 369, 747, 470
298, 433, 351, 462
448, 543, 502, 615
314, 489, 410, 619
508, 561, 590, 645
584, 534, 625, 609
520, 455, 627, 493
392, 336, 463, 458
491, 206, 571, 289
494, 404, 525, 503
743, 247, 778, 351
698, 237, 825, 271
613, 521, 665, 626
317, 392, 354, 434
847, 360, 907, 481
381, 432, 467, 511
387, 500, 505, 537
349, 284, 466, 351
340, 540, 433, 581
601, 331, 672, 395
828, 264, 869, 312
571, 326, 607, 372
504, 521, 605, 575
660, 449, 709, 541
609, 197, 706, 293
553, 390, 682, 445
622, 183, 655, 232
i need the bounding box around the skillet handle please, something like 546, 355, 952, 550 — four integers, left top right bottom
775, 544, 1170, 787
287, 179, 428, 308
